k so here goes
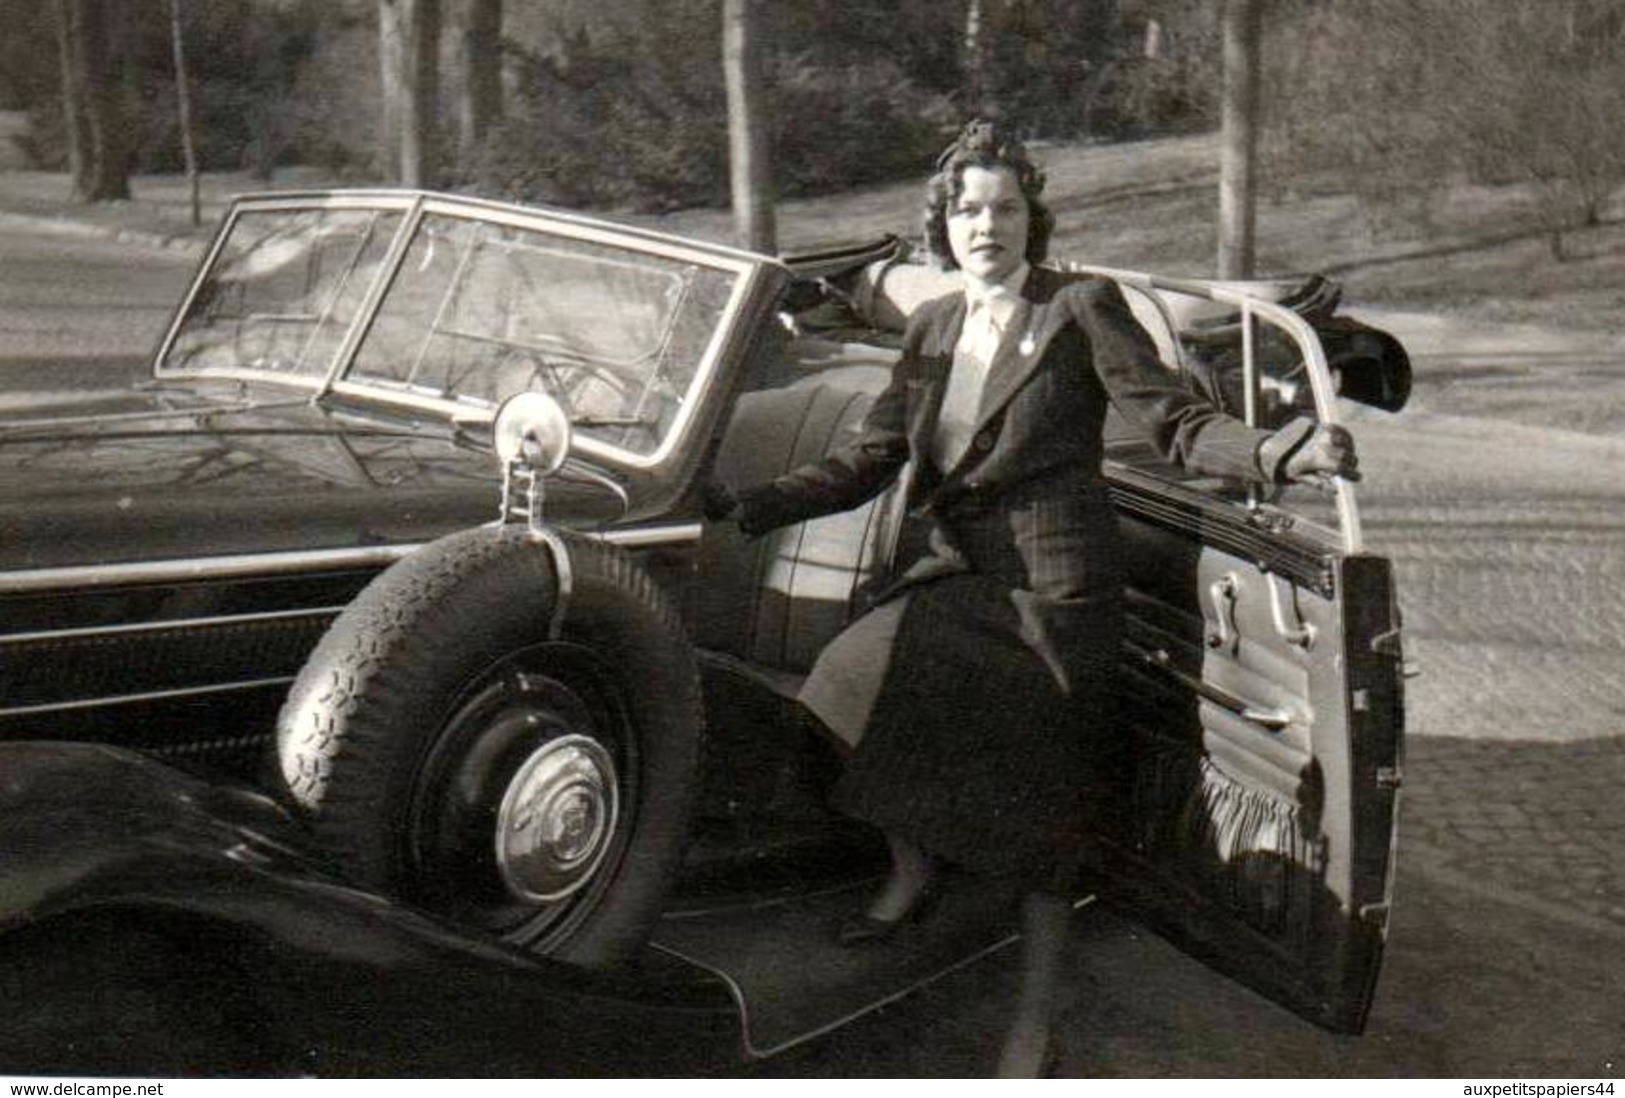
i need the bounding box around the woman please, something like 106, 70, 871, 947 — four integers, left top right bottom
712, 120, 1356, 1075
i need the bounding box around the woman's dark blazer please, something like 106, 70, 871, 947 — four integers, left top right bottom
735, 266, 1314, 876
738, 265, 1308, 590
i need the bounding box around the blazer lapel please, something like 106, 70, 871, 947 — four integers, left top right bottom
969, 270, 1069, 432
907, 294, 967, 459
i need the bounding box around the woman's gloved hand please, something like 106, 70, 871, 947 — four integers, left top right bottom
701, 480, 740, 522
1284, 422, 1360, 483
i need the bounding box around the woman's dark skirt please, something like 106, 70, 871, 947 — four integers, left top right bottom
798, 502, 1125, 887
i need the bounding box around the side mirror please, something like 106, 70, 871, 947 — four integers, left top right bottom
493, 391, 572, 476
1321, 322, 1411, 413
1182, 316, 1412, 428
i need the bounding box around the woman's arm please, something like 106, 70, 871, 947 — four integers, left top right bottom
729, 333, 919, 537
1074, 277, 1343, 483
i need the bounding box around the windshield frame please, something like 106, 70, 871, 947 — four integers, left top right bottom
154, 190, 776, 473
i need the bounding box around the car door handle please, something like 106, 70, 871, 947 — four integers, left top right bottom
1205, 572, 1240, 654
1127, 640, 1294, 732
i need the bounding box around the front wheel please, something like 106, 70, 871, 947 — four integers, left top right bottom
276, 526, 702, 966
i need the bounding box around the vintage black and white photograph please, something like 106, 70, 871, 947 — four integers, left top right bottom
0, 0, 1620, 1081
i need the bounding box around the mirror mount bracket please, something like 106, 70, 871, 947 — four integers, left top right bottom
492, 393, 576, 638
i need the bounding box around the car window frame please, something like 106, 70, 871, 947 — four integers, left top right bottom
154, 191, 781, 475
1072, 264, 1365, 555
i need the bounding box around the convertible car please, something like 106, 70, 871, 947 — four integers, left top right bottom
0, 191, 1409, 1074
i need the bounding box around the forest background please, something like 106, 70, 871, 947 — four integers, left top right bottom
4, 0, 1625, 298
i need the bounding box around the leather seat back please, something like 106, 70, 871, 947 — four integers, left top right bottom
689, 379, 903, 677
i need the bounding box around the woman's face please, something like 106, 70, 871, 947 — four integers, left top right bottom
946, 164, 1030, 284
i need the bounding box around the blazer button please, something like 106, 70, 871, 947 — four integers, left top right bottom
972, 431, 994, 453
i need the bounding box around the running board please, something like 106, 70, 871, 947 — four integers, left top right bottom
649, 876, 1095, 1060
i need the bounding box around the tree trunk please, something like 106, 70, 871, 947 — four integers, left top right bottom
54, 0, 130, 202
52, 0, 90, 194
378, 0, 403, 181
380, 0, 441, 187
965, 0, 992, 116
169, 0, 201, 225
722, 0, 775, 254
403, 0, 440, 188
90, 0, 133, 200
1217, 0, 1262, 279
456, 0, 502, 165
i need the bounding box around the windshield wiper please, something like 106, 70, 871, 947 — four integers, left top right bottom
567, 415, 657, 429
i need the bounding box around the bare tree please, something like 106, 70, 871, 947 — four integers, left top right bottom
1263, 0, 1625, 257
378, 0, 403, 178
722, 0, 774, 253
456, 0, 503, 165
52, 0, 88, 190
169, 0, 200, 226
378, 0, 441, 186
1217, 0, 1260, 278
52, 0, 131, 201
965, 0, 992, 116
1453, 0, 1625, 259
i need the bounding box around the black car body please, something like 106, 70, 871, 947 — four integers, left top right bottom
0, 191, 1410, 1073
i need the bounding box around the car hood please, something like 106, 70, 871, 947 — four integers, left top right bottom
0, 379, 619, 570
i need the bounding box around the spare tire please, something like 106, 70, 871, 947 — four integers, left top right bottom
276, 525, 702, 967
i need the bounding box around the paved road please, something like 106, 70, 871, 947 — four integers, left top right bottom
0, 219, 1619, 1077
0, 227, 192, 393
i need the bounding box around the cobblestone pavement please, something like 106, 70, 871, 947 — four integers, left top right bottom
1403, 736, 1625, 931
1349, 406, 1625, 935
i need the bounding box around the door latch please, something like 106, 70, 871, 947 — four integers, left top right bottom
1266, 572, 1316, 650
1205, 573, 1240, 654
1371, 628, 1420, 677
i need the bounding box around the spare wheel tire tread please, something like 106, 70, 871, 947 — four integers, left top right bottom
275, 525, 702, 965
280, 527, 534, 815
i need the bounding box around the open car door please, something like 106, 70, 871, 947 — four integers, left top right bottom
1088, 270, 1405, 1034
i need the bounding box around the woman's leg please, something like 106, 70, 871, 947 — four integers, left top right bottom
836, 831, 939, 945
997, 891, 1071, 1077
866, 833, 937, 922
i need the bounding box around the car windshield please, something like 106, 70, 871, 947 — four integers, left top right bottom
346, 213, 739, 458
162, 207, 404, 382
158, 196, 754, 466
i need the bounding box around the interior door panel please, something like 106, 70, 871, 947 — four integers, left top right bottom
1098, 460, 1404, 1033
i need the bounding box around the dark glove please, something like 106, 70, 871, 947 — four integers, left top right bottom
1284, 423, 1360, 483
701, 480, 740, 522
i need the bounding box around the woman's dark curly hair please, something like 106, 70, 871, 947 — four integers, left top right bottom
923, 119, 1055, 270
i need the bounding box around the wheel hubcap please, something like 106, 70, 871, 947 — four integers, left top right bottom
405, 646, 637, 947
494, 734, 619, 903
